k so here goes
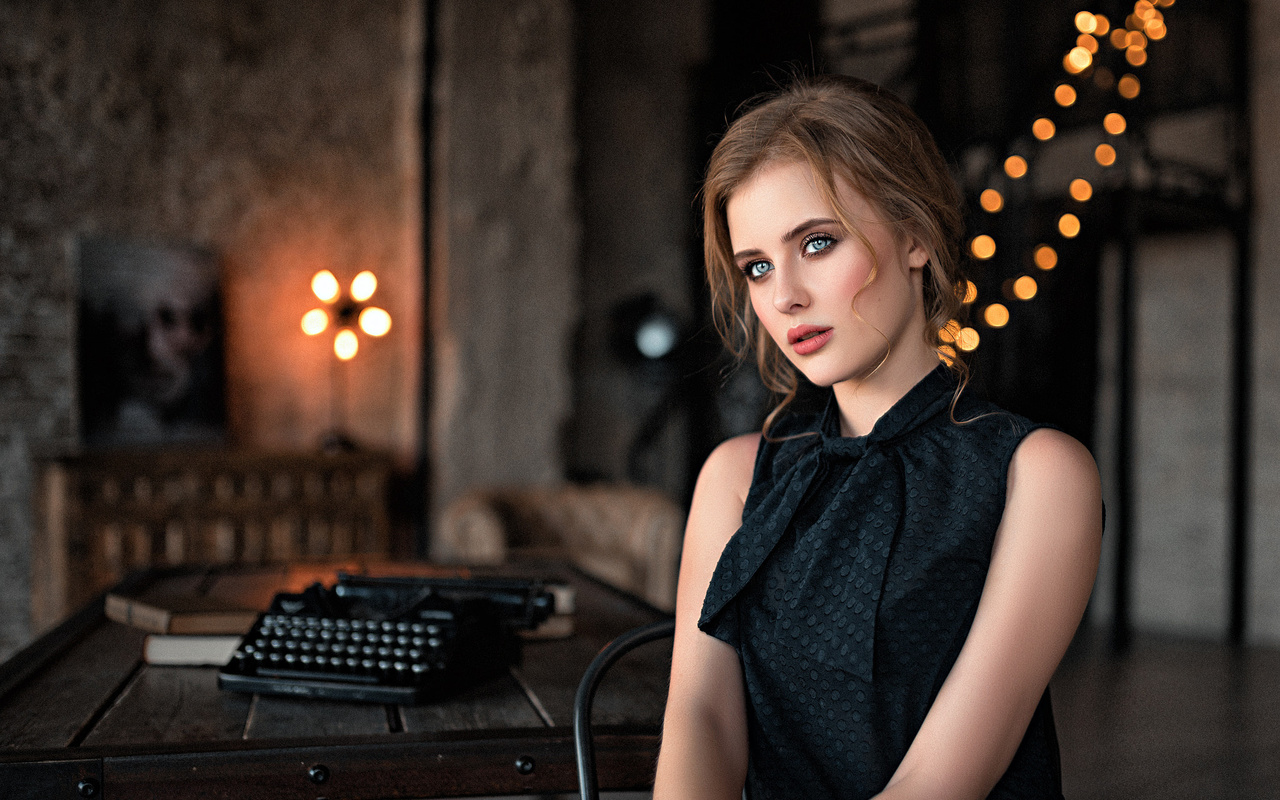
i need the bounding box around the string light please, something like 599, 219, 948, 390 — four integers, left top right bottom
980, 188, 1005, 212
1070, 178, 1093, 202
940, 319, 962, 343
1126, 47, 1148, 66
1118, 74, 1141, 98
1095, 143, 1118, 166
1032, 118, 1057, 141
1059, 213, 1082, 238
983, 303, 1010, 328
1055, 84, 1078, 106
301, 308, 329, 336
1077, 34, 1099, 54
963, 280, 979, 303
311, 270, 340, 303
971, 235, 997, 260
1075, 11, 1097, 33
1004, 155, 1028, 178
334, 329, 359, 361
1093, 14, 1111, 35
1034, 245, 1058, 270
1104, 112, 1127, 134
1065, 46, 1093, 73
358, 307, 392, 337
350, 270, 378, 302
1013, 276, 1039, 300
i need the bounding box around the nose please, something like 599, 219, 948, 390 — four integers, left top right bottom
771, 265, 809, 314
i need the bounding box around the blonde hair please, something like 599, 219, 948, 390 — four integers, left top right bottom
702, 75, 968, 433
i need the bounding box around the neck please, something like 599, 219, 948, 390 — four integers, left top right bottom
831, 343, 939, 437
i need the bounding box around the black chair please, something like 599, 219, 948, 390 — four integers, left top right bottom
573, 618, 676, 800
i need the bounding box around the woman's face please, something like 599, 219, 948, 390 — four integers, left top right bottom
726, 160, 930, 389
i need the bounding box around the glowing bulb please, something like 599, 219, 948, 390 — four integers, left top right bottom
957, 327, 980, 352
1146, 19, 1167, 39
1095, 143, 1117, 166
1032, 118, 1057, 141
1004, 155, 1028, 179
1135, 1, 1156, 20
940, 319, 962, 343
980, 189, 1004, 213
1075, 11, 1097, 33
1059, 213, 1082, 238
312, 270, 340, 303
1126, 46, 1148, 66
1013, 275, 1039, 300
334, 328, 359, 361
1066, 46, 1092, 72
1077, 34, 1099, 54
1055, 84, 1077, 106
963, 280, 979, 303
350, 270, 378, 302
1093, 14, 1111, 35
1034, 245, 1058, 270
984, 303, 1010, 328
358, 307, 392, 337
971, 235, 997, 260
1104, 112, 1127, 135
1118, 74, 1141, 99
1127, 31, 1148, 48
1070, 178, 1094, 202
1111, 28, 1129, 49
301, 308, 329, 336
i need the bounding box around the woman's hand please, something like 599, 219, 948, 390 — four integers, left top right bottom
652, 434, 759, 800
875, 428, 1103, 800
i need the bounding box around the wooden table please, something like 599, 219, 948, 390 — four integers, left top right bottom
0, 561, 673, 799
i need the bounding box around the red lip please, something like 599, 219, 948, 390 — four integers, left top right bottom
787, 325, 833, 355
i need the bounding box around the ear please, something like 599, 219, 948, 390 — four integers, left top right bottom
904, 237, 930, 271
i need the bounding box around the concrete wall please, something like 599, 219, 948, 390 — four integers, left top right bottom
0, 0, 423, 658
427, 0, 580, 536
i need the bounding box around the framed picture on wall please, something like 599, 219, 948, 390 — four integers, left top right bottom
76, 235, 227, 447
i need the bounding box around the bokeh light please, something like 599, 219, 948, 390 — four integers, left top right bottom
1075, 11, 1097, 33
1126, 46, 1148, 66
1013, 275, 1039, 300
971, 235, 997, 260
1059, 213, 1082, 238
1070, 178, 1094, 202
984, 303, 1010, 328
1104, 112, 1127, 134
963, 280, 979, 303
1055, 84, 1078, 106
980, 188, 1004, 213
1095, 143, 1118, 166
957, 327, 980, 352
1033, 118, 1057, 141
350, 270, 378, 302
358, 307, 392, 337
1118, 74, 1141, 99
301, 308, 329, 336
311, 270, 340, 303
334, 329, 359, 361
1034, 245, 1059, 270
1004, 155, 1029, 179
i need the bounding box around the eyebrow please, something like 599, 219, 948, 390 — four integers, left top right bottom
732, 217, 840, 262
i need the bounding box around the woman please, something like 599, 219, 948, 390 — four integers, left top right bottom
653, 75, 1102, 799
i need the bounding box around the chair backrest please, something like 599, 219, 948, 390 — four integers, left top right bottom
32, 449, 392, 632
437, 484, 683, 611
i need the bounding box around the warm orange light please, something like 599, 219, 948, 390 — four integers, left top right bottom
1135, 1, 1156, 19
1126, 30, 1147, 49
1093, 14, 1111, 35
1055, 84, 1078, 107
1077, 33, 1099, 54
1118, 74, 1141, 99
301, 308, 329, 336
334, 328, 359, 361
350, 270, 378, 302
984, 303, 1010, 328
937, 344, 957, 366
1004, 155, 1029, 179
957, 327, 980, 352
1070, 178, 1094, 202
1095, 143, 1118, 166
1111, 28, 1129, 49
1156, 0, 1175, 6
1103, 112, 1127, 134
1126, 14, 1143, 31
1146, 19, 1167, 39
940, 319, 962, 343
358, 307, 392, 337
963, 280, 979, 304
1066, 46, 1092, 72
1013, 275, 1039, 300
1059, 213, 1082, 238
971, 235, 997, 260
312, 270, 340, 303
1034, 245, 1059, 270
1126, 46, 1148, 66
1075, 11, 1097, 34
1032, 118, 1057, 141
980, 188, 1004, 213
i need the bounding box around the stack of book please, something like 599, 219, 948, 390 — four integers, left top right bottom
105, 592, 258, 666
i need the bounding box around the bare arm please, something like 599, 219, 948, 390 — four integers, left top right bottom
875, 428, 1103, 799
652, 433, 759, 800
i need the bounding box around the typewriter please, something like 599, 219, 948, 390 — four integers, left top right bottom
217, 573, 558, 704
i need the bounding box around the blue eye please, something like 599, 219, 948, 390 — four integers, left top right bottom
742, 260, 773, 281
803, 234, 836, 256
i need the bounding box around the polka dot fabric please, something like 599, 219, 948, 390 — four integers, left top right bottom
698, 366, 1065, 799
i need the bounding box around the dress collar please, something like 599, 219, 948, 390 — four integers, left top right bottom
818, 365, 955, 459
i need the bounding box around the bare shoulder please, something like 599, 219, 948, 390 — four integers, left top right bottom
1001, 427, 1103, 552
698, 433, 761, 506
1009, 427, 1100, 495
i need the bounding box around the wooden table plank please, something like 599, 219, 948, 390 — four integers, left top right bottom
244, 695, 390, 739
400, 671, 544, 733
82, 666, 251, 746
0, 621, 146, 750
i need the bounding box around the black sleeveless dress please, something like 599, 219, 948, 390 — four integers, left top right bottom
698, 366, 1064, 799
